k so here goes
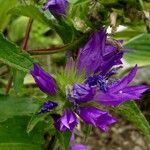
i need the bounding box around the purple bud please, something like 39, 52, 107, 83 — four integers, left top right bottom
31, 64, 57, 96
68, 84, 96, 104
78, 107, 116, 132
43, 0, 69, 17
54, 109, 77, 132
38, 100, 58, 114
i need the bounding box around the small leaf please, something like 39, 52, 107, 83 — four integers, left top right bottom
0, 33, 33, 72
27, 113, 53, 133
114, 101, 150, 140
0, 95, 40, 122
57, 131, 71, 150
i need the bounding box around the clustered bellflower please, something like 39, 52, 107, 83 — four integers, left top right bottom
31, 29, 149, 149
43, 0, 69, 17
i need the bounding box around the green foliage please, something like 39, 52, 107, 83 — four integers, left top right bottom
0, 0, 17, 31
124, 34, 150, 66
56, 131, 71, 150
0, 95, 40, 122
114, 101, 150, 140
9, 16, 29, 42
0, 34, 33, 72
0, 116, 45, 150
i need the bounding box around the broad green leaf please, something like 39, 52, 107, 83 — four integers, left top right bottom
57, 131, 71, 150
0, 116, 45, 150
0, 33, 33, 72
114, 101, 150, 140
124, 34, 150, 66
0, 95, 40, 122
0, 0, 17, 31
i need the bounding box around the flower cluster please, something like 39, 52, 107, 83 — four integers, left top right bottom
31, 29, 148, 149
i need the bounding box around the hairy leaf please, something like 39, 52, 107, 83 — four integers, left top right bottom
114, 101, 150, 140
0, 34, 33, 72
0, 95, 40, 122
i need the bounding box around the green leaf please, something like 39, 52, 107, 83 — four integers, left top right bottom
27, 113, 53, 133
0, 116, 45, 150
12, 69, 26, 93
0, 33, 33, 72
0, 0, 17, 31
57, 131, 71, 150
9, 5, 54, 27
114, 101, 150, 140
0, 95, 40, 122
9, 5, 78, 43
124, 34, 150, 66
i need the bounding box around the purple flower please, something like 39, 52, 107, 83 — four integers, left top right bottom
54, 109, 77, 132
70, 144, 87, 150
38, 100, 58, 114
68, 84, 96, 104
95, 65, 149, 106
78, 107, 116, 132
31, 64, 57, 96
43, 0, 69, 17
85, 75, 107, 91
77, 29, 123, 77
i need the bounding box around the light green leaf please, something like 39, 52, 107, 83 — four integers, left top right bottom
0, 95, 40, 122
0, 33, 33, 72
124, 34, 150, 66
114, 101, 150, 140
0, 0, 17, 31
0, 116, 45, 150
9, 16, 29, 42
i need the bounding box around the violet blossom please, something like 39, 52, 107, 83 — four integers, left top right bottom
77, 29, 123, 76
94, 65, 149, 106
31, 64, 57, 96
43, 0, 69, 17
54, 109, 77, 132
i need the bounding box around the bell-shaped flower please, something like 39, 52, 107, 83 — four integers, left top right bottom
95, 65, 149, 106
78, 107, 116, 132
77, 29, 123, 77
54, 109, 77, 132
38, 100, 58, 114
31, 64, 57, 96
43, 0, 69, 17
68, 83, 96, 104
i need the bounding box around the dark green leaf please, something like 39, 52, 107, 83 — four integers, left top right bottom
0, 33, 33, 72
0, 95, 40, 122
0, 116, 45, 150
114, 101, 150, 140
